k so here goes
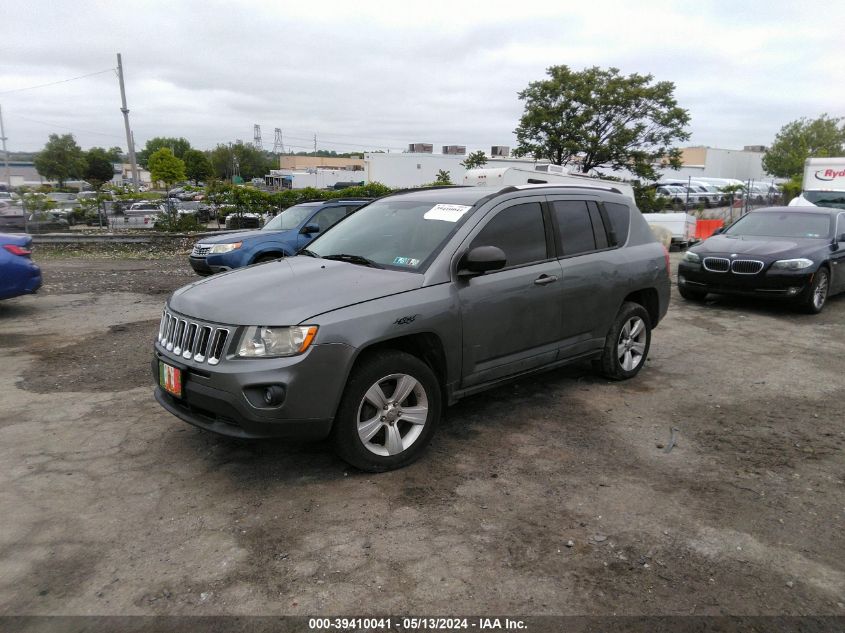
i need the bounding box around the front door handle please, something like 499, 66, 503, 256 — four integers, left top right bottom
534, 274, 559, 286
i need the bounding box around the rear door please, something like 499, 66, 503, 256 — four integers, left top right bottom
546, 196, 623, 357
456, 198, 563, 387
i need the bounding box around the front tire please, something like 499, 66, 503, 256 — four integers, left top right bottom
331, 350, 441, 472
597, 302, 652, 381
799, 267, 829, 314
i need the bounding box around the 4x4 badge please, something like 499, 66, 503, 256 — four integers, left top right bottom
394, 314, 419, 325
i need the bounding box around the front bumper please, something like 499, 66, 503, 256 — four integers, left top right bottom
152, 340, 356, 439
677, 261, 813, 300
189, 255, 232, 276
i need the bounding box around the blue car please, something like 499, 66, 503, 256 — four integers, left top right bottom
189, 199, 370, 275
0, 233, 42, 300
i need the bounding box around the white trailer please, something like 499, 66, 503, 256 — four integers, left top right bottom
641, 212, 697, 248
464, 167, 635, 201
790, 157, 845, 207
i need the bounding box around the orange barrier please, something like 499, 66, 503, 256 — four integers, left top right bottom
695, 219, 724, 240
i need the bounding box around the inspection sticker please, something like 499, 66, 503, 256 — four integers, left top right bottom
393, 256, 421, 267
423, 204, 472, 222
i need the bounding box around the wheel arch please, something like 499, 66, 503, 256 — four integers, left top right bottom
249, 249, 288, 264
621, 288, 660, 327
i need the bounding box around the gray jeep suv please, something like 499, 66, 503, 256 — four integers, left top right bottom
153, 185, 670, 471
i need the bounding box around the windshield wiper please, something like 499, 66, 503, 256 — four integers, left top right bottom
322, 253, 383, 269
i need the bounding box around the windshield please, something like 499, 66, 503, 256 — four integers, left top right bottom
803, 191, 845, 210
262, 204, 317, 231
725, 212, 831, 239
307, 198, 473, 271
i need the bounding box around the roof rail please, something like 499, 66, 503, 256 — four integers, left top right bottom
377, 185, 471, 199
509, 183, 623, 195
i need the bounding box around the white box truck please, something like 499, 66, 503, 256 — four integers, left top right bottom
789, 157, 845, 208
464, 167, 635, 201
641, 212, 697, 248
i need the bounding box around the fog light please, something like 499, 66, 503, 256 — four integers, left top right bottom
786, 287, 801, 296
263, 385, 285, 406
678, 275, 686, 285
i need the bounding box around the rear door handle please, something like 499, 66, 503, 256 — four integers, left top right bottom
534, 274, 559, 286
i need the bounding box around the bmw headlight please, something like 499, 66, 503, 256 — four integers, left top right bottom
237, 326, 318, 358
209, 241, 242, 254
771, 258, 813, 270
682, 251, 701, 263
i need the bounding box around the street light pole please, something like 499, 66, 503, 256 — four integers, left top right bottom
116, 53, 140, 191
0, 103, 11, 189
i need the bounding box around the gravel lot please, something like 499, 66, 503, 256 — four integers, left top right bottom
1, 251, 843, 617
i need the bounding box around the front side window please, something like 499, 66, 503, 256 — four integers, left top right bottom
310, 206, 347, 232
469, 202, 548, 268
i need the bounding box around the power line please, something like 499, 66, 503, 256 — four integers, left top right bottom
7, 112, 124, 139
0, 68, 116, 96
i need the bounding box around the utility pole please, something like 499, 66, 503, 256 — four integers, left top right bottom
116, 53, 140, 191
0, 103, 10, 189
313, 133, 317, 156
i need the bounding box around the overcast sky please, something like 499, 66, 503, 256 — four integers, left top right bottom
1, 0, 843, 155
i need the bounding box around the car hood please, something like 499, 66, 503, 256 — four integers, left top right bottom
198, 229, 292, 244
692, 235, 823, 258
169, 255, 423, 325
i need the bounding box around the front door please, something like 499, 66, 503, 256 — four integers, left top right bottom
457, 199, 563, 388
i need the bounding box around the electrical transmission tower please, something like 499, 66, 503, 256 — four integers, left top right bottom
272, 128, 284, 153
253, 124, 262, 150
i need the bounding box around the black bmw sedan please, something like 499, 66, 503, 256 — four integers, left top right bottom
677, 206, 845, 313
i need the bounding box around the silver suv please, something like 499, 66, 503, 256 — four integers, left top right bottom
153, 185, 671, 471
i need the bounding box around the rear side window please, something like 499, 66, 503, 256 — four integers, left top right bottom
470, 202, 548, 268
603, 202, 631, 246
551, 200, 597, 256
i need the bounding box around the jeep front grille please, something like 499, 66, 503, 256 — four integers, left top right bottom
158, 309, 230, 365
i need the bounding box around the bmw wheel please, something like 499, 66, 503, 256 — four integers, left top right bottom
799, 267, 829, 314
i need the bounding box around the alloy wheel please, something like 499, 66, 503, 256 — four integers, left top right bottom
356, 373, 429, 457
813, 271, 829, 310
617, 316, 647, 372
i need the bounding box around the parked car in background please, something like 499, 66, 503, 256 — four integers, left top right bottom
190, 199, 371, 275
175, 201, 212, 222
125, 201, 166, 217
157, 185, 670, 471
25, 211, 70, 233
678, 206, 845, 313
224, 212, 262, 230
0, 233, 42, 300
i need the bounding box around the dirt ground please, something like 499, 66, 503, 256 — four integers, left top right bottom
0, 251, 843, 618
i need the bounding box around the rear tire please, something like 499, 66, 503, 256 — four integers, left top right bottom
678, 286, 707, 301
331, 350, 441, 472
597, 303, 652, 381
798, 267, 829, 314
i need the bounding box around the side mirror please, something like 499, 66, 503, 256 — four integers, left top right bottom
300, 224, 319, 234
458, 246, 507, 277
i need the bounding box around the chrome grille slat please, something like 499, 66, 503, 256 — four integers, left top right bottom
731, 259, 764, 275
703, 257, 730, 273
157, 308, 231, 365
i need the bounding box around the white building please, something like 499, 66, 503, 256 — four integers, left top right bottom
265, 168, 365, 190
363, 152, 549, 188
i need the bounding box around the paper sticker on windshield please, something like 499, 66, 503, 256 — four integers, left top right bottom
423, 204, 472, 222
393, 257, 421, 268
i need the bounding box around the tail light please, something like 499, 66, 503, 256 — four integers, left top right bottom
3, 244, 31, 257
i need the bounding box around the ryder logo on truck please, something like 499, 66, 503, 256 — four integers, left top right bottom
814, 168, 845, 181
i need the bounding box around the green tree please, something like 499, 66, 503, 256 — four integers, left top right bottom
513, 65, 690, 180
209, 142, 275, 181
33, 134, 86, 188
137, 137, 192, 167
83, 147, 117, 190
460, 151, 488, 170
183, 149, 213, 184
762, 114, 845, 179
148, 147, 186, 190
434, 169, 452, 185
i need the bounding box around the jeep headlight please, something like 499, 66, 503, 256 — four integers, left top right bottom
237, 326, 318, 358
209, 241, 242, 254
771, 258, 813, 270
682, 251, 701, 263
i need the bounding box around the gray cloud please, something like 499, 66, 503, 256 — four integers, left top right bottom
1, 0, 843, 154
